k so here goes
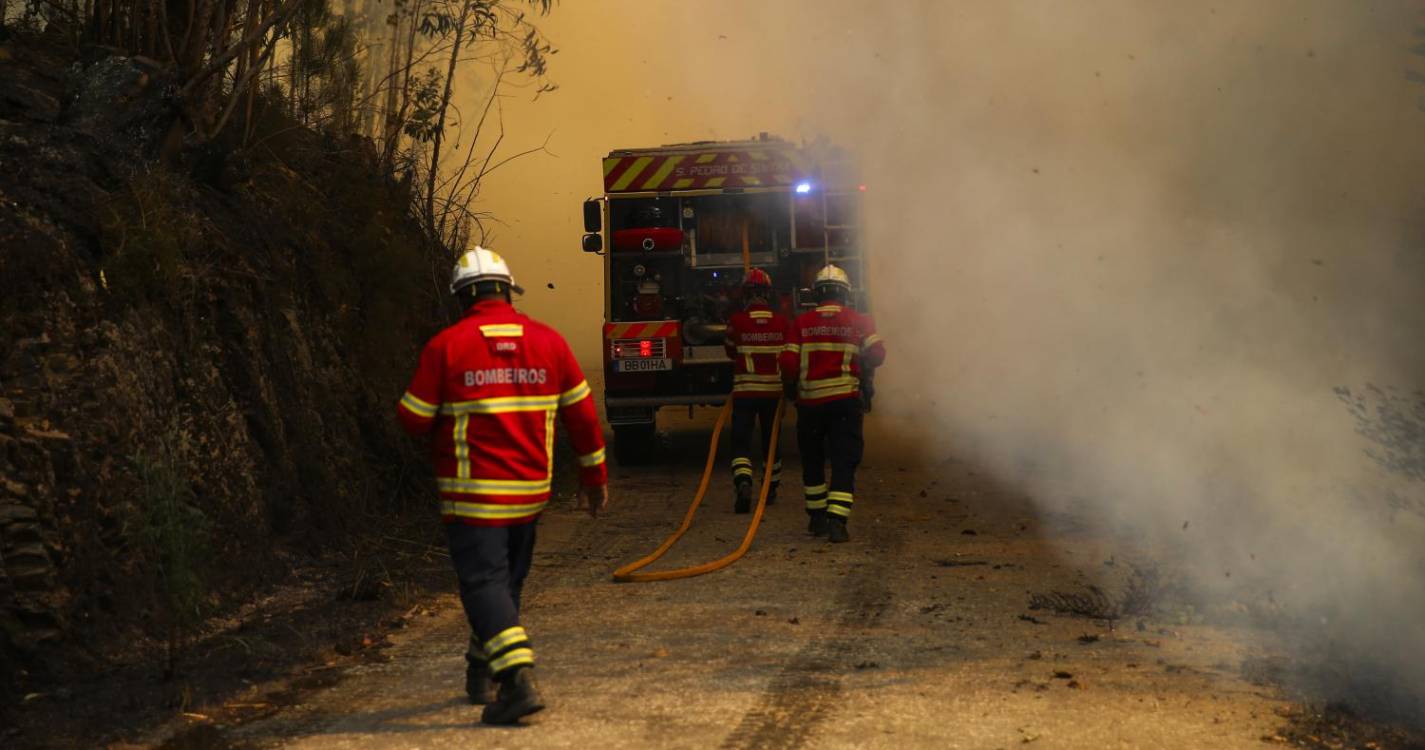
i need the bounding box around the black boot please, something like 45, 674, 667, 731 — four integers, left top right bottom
734, 478, 752, 514
481, 667, 546, 725
807, 510, 829, 536
827, 516, 850, 543
466, 656, 496, 704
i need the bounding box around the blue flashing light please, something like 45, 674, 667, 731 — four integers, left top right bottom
795, 182, 812, 194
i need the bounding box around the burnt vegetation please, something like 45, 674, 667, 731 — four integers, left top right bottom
0, 0, 562, 739
1027, 563, 1161, 624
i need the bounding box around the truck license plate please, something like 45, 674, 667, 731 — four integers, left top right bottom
615, 358, 673, 373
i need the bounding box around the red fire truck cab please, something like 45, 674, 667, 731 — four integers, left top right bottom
580, 134, 867, 464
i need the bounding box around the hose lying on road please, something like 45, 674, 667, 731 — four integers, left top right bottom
612, 398, 784, 583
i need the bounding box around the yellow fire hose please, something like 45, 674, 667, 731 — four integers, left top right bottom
612, 398, 785, 583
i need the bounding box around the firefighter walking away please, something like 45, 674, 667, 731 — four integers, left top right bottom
724, 268, 789, 513
781, 264, 886, 543
397, 247, 610, 725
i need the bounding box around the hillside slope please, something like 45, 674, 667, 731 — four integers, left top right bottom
0, 33, 447, 703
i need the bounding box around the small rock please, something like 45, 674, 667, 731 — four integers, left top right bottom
787, 617, 799, 625
0, 502, 37, 522
16, 333, 51, 352
961, 529, 977, 536
754, 610, 767, 616
652, 648, 669, 658
1052, 671, 1073, 679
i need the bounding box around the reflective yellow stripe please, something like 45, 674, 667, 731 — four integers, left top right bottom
696, 153, 718, 164
731, 458, 753, 468
828, 491, 854, 504
734, 373, 782, 383
805, 484, 828, 496
578, 447, 606, 467
544, 409, 557, 476
801, 342, 859, 354
483, 626, 529, 655
706, 177, 726, 188
800, 386, 858, 400
743, 176, 763, 186
801, 376, 860, 394
783, 343, 801, 353
489, 648, 535, 673
400, 391, 438, 418
749, 311, 773, 319
438, 477, 553, 496
862, 333, 884, 349
441, 499, 549, 518
734, 467, 754, 478
612, 156, 654, 191
827, 504, 851, 518
641, 155, 685, 190
454, 415, 471, 479
673, 178, 695, 189
559, 380, 592, 407
442, 395, 559, 415
734, 383, 784, 393
603, 158, 622, 177
479, 324, 525, 337
736, 345, 784, 355
805, 497, 828, 510
815, 305, 843, 314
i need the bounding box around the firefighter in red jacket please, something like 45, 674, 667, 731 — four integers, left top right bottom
724, 268, 789, 513
781, 264, 886, 543
397, 247, 609, 725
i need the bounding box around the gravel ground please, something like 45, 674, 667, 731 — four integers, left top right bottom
201, 413, 1296, 749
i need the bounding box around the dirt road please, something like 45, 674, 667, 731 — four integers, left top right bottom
214, 414, 1295, 749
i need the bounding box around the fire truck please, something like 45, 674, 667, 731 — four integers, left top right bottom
580, 134, 867, 464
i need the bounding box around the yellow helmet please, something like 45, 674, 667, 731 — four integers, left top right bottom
813, 264, 851, 291
451, 246, 524, 295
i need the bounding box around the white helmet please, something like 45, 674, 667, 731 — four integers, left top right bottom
451, 246, 524, 295
814, 264, 851, 291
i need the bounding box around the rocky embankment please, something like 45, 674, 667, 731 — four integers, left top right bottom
0, 33, 445, 701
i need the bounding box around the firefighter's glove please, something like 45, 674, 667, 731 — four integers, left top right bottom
860, 377, 876, 413
579, 483, 610, 518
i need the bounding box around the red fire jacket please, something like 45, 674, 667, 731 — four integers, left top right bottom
781, 303, 886, 405
397, 300, 608, 526
724, 303, 789, 399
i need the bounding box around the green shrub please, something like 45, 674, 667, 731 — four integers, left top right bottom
133, 414, 210, 676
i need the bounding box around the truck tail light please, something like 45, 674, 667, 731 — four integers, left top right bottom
612, 338, 669, 359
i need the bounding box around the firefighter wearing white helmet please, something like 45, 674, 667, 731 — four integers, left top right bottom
399, 245, 610, 724
450, 245, 525, 298
779, 264, 886, 543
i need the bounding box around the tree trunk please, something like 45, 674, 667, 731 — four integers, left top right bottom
379, 1, 402, 160
424, 0, 472, 240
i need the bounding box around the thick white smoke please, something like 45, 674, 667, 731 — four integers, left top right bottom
672, 0, 1425, 718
